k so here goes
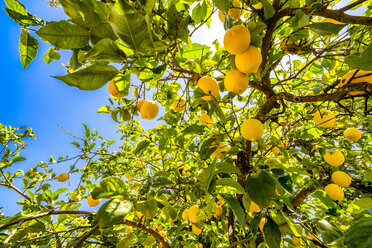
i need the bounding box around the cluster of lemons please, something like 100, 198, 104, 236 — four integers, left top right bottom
313, 109, 362, 201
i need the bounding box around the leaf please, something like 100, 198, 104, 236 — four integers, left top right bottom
135, 198, 158, 219
344, 217, 372, 248
19, 29, 38, 69
192, 1, 207, 24
270, 169, 293, 193
83, 38, 125, 62
98, 199, 132, 227
347, 198, 372, 215
54, 64, 118, 90
260, 0, 275, 19
112, 71, 131, 96
4, 0, 26, 14
345, 43, 372, 71
57, 202, 81, 224
43, 48, 60, 65
167, 4, 190, 42
212, 0, 233, 13
90, 22, 118, 44
117, 232, 134, 248
3, 7, 43, 26
246, 171, 276, 208
216, 162, 241, 175
199, 137, 217, 160
216, 178, 245, 194
109, 0, 149, 51
134, 140, 150, 155
263, 217, 281, 248
312, 189, 337, 209
91, 177, 128, 199
221, 194, 245, 228
182, 124, 207, 135
306, 22, 345, 36
316, 219, 342, 244
210, 100, 226, 124
36, 20, 89, 49
197, 160, 216, 192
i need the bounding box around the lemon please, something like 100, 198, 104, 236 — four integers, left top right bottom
332, 171, 351, 187
292, 236, 302, 247
57, 172, 69, 182
339, 70, 372, 95
241, 119, 264, 141
192, 224, 202, 235
213, 203, 223, 218
87, 195, 101, 207
188, 205, 200, 223
199, 113, 214, 128
137, 99, 146, 111
218, 0, 241, 22
271, 146, 280, 153
140, 101, 159, 120
197, 76, 219, 101
313, 109, 335, 128
224, 25, 251, 55
173, 98, 186, 112
211, 141, 231, 158
136, 211, 143, 219
249, 201, 260, 213
224, 69, 249, 95
343, 127, 362, 142
182, 209, 189, 221
108, 79, 124, 98
235, 46, 262, 73
325, 183, 344, 201
125, 173, 132, 180
135, 159, 143, 167
196, 243, 203, 248
125, 226, 132, 234
323, 149, 344, 167
159, 230, 167, 238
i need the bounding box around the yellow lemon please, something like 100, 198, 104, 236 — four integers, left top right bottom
213, 203, 223, 218
57, 172, 69, 182
137, 99, 146, 111
188, 205, 200, 223
339, 70, 372, 95
292, 236, 302, 246
192, 225, 202, 235
135, 159, 143, 167
323, 149, 344, 167
224, 25, 251, 55
241, 119, 264, 141
332, 171, 351, 187
249, 201, 260, 213
313, 109, 335, 128
125, 173, 132, 180
343, 127, 362, 142
197, 76, 219, 101
173, 98, 186, 112
211, 141, 231, 159
136, 211, 143, 219
182, 209, 189, 221
325, 183, 344, 201
196, 243, 203, 248
271, 146, 280, 154
140, 101, 159, 120
224, 69, 249, 95
199, 113, 214, 128
108, 79, 124, 98
235, 46, 262, 73
87, 195, 101, 207
159, 230, 167, 238
218, 0, 241, 22
125, 226, 132, 234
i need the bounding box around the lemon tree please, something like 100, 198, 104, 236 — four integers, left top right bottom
1, 0, 372, 247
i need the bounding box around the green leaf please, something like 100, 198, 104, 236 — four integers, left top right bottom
3, 7, 43, 26
54, 64, 118, 90
83, 38, 125, 62
183, 124, 207, 135
135, 198, 158, 219
199, 137, 217, 160
90, 22, 117, 44
98, 199, 132, 227
19, 29, 38, 69
216, 162, 241, 175
197, 160, 216, 192
91, 177, 128, 199
134, 140, 150, 155
345, 43, 372, 71
263, 217, 281, 248
167, 4, 190, 42
36, 20, 89, 49
221, 194, 245, 228
109, 0, 149, 51
260, 0, 275, 19
344, 217, 372, 248
270, 169, 293, 193
192, 1, 207, 24
97, 105, 111, 114
212, 0, 233, 13
312, 189, 338, 209
316, 219, 342, 244
306, 22, 345, 36
5, 0, 26, 14
43, 48, 60, 65
112, 71, 131, 96
117, 232, 134, 248
347, 198, 372, 215
57, 202, 81, 224
216, 178, 245, 194
210, 100, 226, 124
246, 171, 276, 208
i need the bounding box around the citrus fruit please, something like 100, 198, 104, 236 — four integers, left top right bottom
213, 203, 223, 218
325, 183, 344, 201
197, 76, 219, 101
224, 25, 251, 55
87, 195, 101, 207
173, 98, 186, 112
57, 172, 69, 182
108, 79, 124, 98
224, 69, 249, 95
339, 70, 372, 95
140, 101, 159, 120
343, 127, 362, 142
332, 171, 351, 187
192, 224, 202, 235
199, 113, 214, 128
159, 230, 167, 238
249, 201, 260, 213
323, 149, 344, 167
125, 226, 132, 234
218, 0, 241, 22
235, 46, 262, 73
137, 99, 146, 111
196, 243, 203, 248
271, 146, 280, 153
313, 109, 335, 128
182, 209, 189, 221
188, 205, 200, 223
292, 236, 302, 246
136, 211, 143, 219
211, 141, 231, 158
125, 173, 132, 180
241, 119, 264, 141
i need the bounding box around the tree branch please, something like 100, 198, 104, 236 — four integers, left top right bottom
121, 219, 171, 248
1, 220, 24, 247
338, 0, 367, 12
70, 224, 99, 248
290, 178, 329, 209
0, 182, 31, 202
